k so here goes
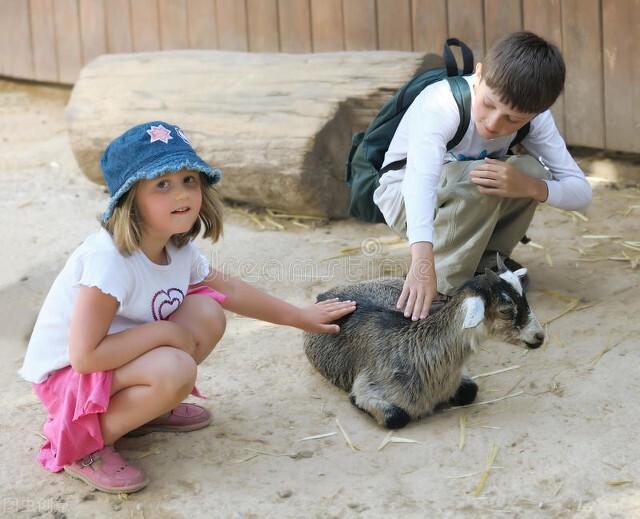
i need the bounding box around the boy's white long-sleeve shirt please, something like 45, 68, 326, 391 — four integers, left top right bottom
373, 74, 592, 245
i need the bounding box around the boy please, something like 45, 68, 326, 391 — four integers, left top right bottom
372, 31, 592, 320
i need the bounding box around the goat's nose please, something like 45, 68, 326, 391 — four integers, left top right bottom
525, 331, 545, 349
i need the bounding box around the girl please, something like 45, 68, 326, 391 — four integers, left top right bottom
19, 121, 356, 494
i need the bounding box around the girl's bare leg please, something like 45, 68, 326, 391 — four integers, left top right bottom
99, 295, 225, 444
168, 294, 226, 365
100, 347, 197, 445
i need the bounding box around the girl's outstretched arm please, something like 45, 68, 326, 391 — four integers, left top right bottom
69, 286, 197, 373
202, 269, 356, 334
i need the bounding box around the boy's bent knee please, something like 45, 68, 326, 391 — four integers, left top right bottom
506, 155, 550, 181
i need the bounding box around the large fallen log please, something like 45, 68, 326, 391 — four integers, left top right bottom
66, 51, 436, 217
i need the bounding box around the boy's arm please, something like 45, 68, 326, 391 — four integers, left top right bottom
469, 111, 591, 209
469, 157, 549, 201
397, 84, 459, 320
395, 242, 438, 320
202, 269, 356, 333
521, 111, 591, 209
69, 286, 196, 373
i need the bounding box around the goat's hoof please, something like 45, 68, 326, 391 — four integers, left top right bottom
383, 405, 411, 429
450, 378, 478, 406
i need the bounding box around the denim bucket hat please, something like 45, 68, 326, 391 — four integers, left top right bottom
100, 121, 222, 221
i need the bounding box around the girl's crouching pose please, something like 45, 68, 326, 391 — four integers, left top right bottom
19, 121, 355, 494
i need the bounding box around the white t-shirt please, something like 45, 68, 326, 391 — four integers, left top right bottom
19, 228, 211, 383
373, 74, 592, 245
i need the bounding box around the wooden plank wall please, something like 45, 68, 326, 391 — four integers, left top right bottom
0, 0, 638, 153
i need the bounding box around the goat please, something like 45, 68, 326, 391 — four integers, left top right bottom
303, 256, 544, 429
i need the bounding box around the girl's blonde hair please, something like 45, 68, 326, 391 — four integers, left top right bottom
102, 172, 223, 256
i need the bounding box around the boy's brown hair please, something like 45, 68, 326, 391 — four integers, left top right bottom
102, 172, 224, 256
483, 31, 565, 114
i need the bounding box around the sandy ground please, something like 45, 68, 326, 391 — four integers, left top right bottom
0, 79, 639, 519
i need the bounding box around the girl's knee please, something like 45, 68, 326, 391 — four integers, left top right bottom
149, 347, 197, 395
200, 296, 226, 335
184, 294, 226, 344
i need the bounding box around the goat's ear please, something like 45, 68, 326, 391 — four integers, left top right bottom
495, 253, 507, 273
513, 267, 528, 280
462, 296, 485, 329
484, 268, 501, 284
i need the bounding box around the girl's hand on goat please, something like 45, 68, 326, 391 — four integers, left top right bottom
297, 299, 357, 334
397, 243, 438, 321
469, 158, 548, 201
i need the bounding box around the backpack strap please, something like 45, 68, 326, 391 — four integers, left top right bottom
445, 76, 471, 150
443, 38, 474, 77
509, 122, 531, 149
379, 76, 471, 174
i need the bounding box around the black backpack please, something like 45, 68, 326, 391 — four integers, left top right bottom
346, 38, 530, 223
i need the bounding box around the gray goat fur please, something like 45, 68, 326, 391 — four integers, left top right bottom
304, 266, 543, 429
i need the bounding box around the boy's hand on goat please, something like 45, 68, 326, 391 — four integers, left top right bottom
469, 158, 548, 201
397, 243, 438, 321
297, 299, 357, 334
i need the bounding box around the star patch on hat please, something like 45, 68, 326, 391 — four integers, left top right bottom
147, 124, 173, 144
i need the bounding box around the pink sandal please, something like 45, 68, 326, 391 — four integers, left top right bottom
125, 403, 212, 437
63, 446, 148, 494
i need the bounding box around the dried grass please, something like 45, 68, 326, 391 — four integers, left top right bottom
590, 337, 627, 366
133, 449, 161, 460
503, 376, 525, 397
229, 206, 327, 231
336, 418, 360, 452
263, 216, 285, 231
471, 365, 521, 380
548, 207, 588, 222
449, 391, 525, 410
474, 444, 500, 496
542, 297, 582, 326
458, 416, 466, 451
445, 471, 480, 479
545, 251, 554, 267
298, 432, 336, 442
377, 431, 422, 451
265, 208, 326, 221
582, 235, 623, 240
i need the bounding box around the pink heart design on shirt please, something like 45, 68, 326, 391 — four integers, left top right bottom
151, 288, 185, 321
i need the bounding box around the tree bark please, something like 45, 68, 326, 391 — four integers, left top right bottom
66, 50, 430, 217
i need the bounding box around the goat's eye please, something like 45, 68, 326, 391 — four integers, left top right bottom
499, 308, 515, 318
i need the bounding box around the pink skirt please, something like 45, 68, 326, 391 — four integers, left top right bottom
186, 285, 226, 304
34, 366, 113, 472
33, 285, 224, 472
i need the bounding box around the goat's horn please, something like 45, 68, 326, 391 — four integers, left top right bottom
495, 252, 507, 272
